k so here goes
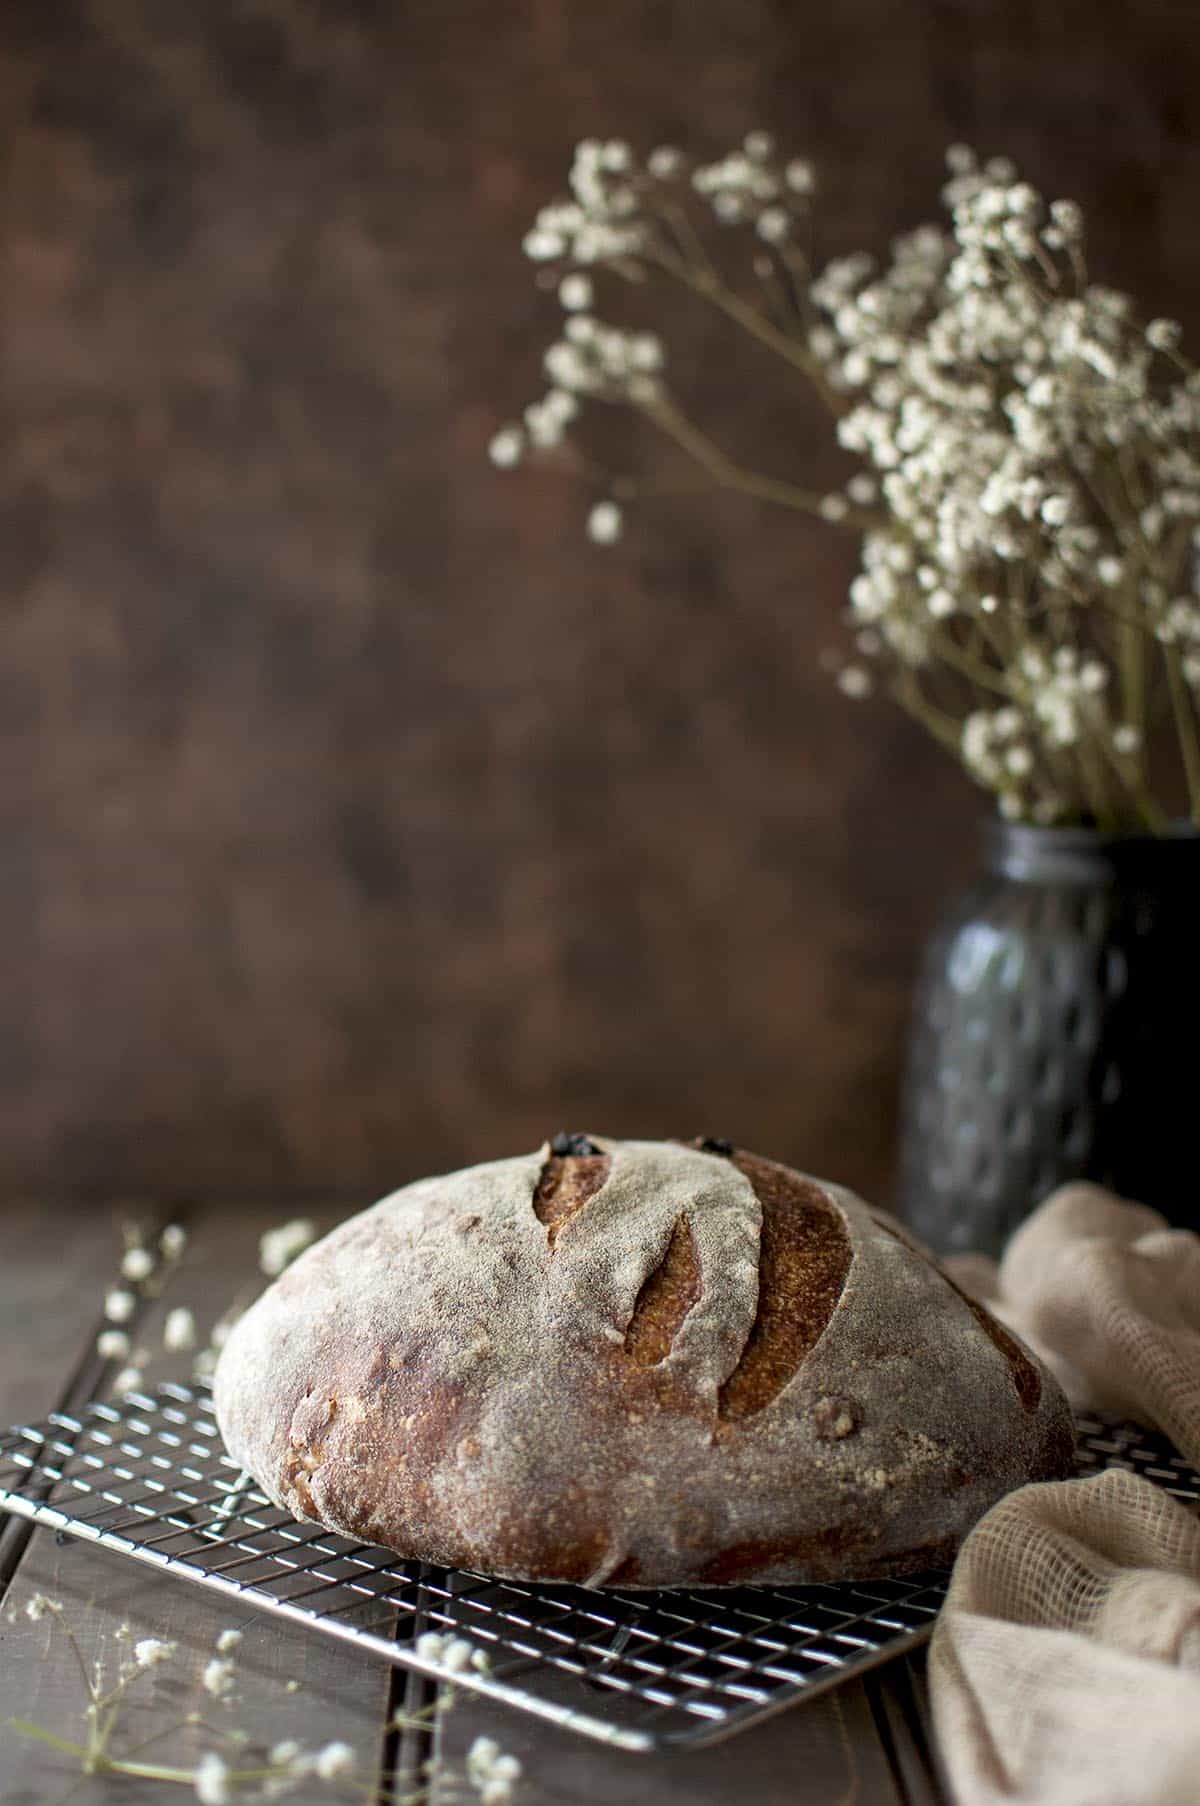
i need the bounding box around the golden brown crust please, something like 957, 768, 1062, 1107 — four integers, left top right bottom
532, 1152, 610, 1246
718, 1153, 852, 1423
623, 1215, 702, 1367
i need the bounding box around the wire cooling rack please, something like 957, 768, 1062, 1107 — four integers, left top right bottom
0, 1384, 1195, 1752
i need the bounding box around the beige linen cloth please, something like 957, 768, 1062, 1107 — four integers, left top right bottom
930, 1182, 1200, 1805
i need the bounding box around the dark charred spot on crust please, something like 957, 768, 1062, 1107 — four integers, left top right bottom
717, 1155, 852, 1425
532, 1152, 611, 1248
550, 1131, 601, 1156
623, 1215, 702, 1367
698, 1136, 735, 1156
871, 1214, 1043, 1415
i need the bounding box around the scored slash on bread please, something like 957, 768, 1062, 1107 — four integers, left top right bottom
214, 1137, 1074, 1588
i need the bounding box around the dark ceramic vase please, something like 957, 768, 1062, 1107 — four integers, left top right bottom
899, 820, 1200, 1258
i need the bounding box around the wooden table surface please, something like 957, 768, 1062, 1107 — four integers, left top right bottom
0, 1201, 949, 1804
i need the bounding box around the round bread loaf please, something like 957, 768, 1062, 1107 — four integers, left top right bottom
214, 1137, 1074, 1587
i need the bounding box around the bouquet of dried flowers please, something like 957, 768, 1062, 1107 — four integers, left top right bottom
491, 138, 1200, 831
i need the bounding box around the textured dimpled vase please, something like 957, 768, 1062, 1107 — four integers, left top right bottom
900, 822, 1200, 1258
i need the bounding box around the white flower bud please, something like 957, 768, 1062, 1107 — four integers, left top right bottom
756, 207, 790, 244
558, 273, 593, 312
315, 1742, 356, 1780
522, 229, 565, 261
1146, 318, 1182, 353
105, 1287, 136, 1322
647, 145, 684, 180
1048, 199, 1084, 241
586, 501, 623, 545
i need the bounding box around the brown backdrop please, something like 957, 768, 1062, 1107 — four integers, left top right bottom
2, 0, 1197, 1206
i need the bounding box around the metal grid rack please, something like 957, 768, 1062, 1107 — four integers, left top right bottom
0, 1384, 1195, 1752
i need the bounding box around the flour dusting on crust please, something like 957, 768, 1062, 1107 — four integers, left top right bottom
213, 1139, 1074, 1587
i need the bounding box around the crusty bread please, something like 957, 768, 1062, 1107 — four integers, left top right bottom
214, 1137, 1074, 1587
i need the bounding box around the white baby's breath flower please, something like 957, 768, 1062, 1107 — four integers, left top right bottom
627, 332, 663, 372
522, 228, 564, 261
314, 1741, 356, 1780
601, 138, 631, 172
838, 665, 872, 699
504, 137, 1200, 825
1113, 724, 1142, 755
1146, 318, 1182, 353
756, 207, 790, 244
134, 1637, 176, 1668
647, 144, 683, 179
443, 1636, 477, 1673
111, 1367, 142, 1398
215, 1628, 242, 1654
488, 427, 524, 469
121, 1247, 155, 1283
1048, 199, 1083, 241
558, 273, 593, 311
25, 1594, 56, 1621
159, 1223, 187, 1259
97, 1329, 131, 1361
105, 1287, 136, 1323
194, 1751, 232, 1806
164, 1308, 196, 1353
202, 1656, 236, 1699
259, 1220, 316, 1278
467, 1733, 523, 1804
415, 1630, 448, 1663
586, 500, 623, 544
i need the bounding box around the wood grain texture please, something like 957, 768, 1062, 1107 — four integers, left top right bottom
0, 1201, 392, 1805
430, 1667, 910, 1806
1, 0, 1198, 1206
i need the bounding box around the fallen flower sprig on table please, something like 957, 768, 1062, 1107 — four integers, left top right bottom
6, 1597, 522, 1803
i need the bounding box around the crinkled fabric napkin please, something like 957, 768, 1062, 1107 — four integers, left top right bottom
930, 1183, 1200, 1806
